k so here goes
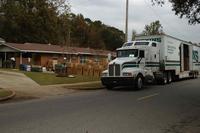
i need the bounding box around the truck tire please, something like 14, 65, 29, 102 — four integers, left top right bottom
191, 73, 196, 79
167, 72, 172, 83
135, 75, 143, 90
194, 72, 198, 79
162, 72, 168, 85
196, 72, 199, 78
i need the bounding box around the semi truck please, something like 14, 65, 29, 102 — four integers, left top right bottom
101, 34, 200, 89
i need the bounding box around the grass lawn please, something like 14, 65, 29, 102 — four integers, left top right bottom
24, 72, 101, 85
0, 68, 101, 86
0, 89, 12, 98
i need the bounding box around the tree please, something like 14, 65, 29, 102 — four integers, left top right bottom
48, 0, 70, 14
152, 0, 200, 24
101, 26, 124, 50
70, 14, 124, 50
0, 1, 124, 50
143, 20, 164, 35
132, 30, 137, 41
70, 14, 89, 46
58, 13, 71, 46
0, 0, 70, 44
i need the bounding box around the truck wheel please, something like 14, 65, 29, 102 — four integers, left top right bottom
195, 72, 198, 79
135, 75, 143, 90
191, 73, 196, 79
162, 73, 167, 85
167, 72, 172, 83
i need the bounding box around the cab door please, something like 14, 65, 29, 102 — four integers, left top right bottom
138, 50, 145, 69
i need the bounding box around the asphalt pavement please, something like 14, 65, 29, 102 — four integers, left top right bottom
0, 78, 200, 133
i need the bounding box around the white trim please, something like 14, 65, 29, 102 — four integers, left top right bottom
21, 50, 71, 54
1, 44, 109, 56
77, 52, 93, 55
2, 43, 21, 51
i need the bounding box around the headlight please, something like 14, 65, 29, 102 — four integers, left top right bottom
123, 72, 132, 77
102, 72, 108, 77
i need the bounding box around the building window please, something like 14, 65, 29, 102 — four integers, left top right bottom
80, 55, 87, 64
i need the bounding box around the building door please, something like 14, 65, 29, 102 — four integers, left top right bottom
180, 44, 189, 71
183, 44, 189, 71
52, 59, 58, 70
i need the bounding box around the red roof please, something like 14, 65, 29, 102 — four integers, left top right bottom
5, 43, 116, 57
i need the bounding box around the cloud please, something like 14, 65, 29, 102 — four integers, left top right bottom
69, 0, 200, 43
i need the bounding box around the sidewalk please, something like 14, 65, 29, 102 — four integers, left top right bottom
0, 70, 103, 99
0, 70, 54, 97
45, 81, 100, 87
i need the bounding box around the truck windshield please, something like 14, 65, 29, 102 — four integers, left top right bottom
117, 49, 138, 58
135, 42, 149, 46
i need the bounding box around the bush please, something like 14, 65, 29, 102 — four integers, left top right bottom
55, 64, 65, 73
55, 64, 67, 77
19, 64, 28, 71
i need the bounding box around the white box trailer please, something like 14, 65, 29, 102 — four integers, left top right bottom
135, 34, 200, 78
101, 34, 200, 89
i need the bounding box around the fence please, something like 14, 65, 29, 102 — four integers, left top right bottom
67, 63, 107, 77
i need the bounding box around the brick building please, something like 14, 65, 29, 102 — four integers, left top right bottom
0, 42, 115, 70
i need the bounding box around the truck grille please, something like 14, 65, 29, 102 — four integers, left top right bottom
115, 64, 120, 76
109, 64, 120, 76
109, 64, 114, 76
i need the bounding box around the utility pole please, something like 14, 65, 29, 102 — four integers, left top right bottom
125, 0, 129, 42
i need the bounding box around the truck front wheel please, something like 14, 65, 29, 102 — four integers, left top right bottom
135, 75, 143, 90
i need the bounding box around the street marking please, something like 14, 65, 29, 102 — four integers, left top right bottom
137, 93, 159, 101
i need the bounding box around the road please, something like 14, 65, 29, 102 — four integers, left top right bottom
0, 78, 200, 133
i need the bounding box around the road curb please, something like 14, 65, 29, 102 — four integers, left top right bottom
71, 86, 105, 90
0, 89, 16, 102
44, 81, 101, 87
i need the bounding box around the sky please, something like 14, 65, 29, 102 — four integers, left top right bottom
68, 0, 200, 43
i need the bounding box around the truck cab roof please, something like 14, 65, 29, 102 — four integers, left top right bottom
117, 41, 159, 51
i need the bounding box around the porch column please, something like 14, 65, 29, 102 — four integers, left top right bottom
69, 54, 72, 63
20, 52, 23, 64
4, 52, 6, 61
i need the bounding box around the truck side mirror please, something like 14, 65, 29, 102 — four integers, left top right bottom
139, 50, 145, 58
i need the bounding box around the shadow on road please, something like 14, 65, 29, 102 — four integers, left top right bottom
109, 78, 200, 92
107, 85, 151, 92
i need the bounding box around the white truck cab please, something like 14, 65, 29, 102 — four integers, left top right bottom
101, 41, 159, 89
